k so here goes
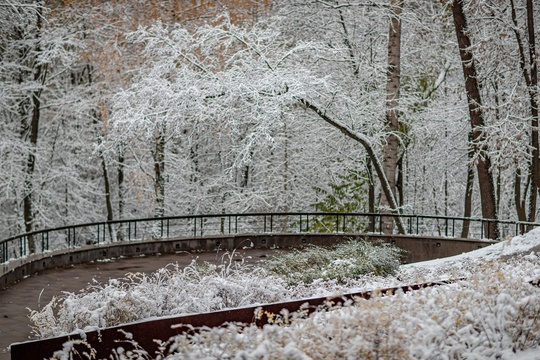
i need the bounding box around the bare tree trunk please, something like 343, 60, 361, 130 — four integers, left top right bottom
117, 144, 125, 240
380, 0, 403, 234
153, 125, 166, 218
510, 0, 538, 224
21, 4, 46, 253
461, 133, 475, 238
366, 156, 376, 232
87, 63, 116, 241
451, 0, 498, 239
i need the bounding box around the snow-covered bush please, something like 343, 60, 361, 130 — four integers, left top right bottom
60, 254, 540, 359
265, 239, 403, 285
29, 257, 291, 339
29, 242, 403, 339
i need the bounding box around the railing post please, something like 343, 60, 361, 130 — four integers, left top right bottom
167, 219, 170, 238
263, 215, 267, 233
221, 213, 225, 234
481, 220, 484, 239
270, 215, 273, 233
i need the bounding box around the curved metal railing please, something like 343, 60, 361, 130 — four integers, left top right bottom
1, 212, 539, 266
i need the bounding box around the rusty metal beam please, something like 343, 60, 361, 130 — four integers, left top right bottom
10, 280, 455, 359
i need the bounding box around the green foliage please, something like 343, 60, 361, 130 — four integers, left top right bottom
310, 168, 370, 233
265, 239, 404, 285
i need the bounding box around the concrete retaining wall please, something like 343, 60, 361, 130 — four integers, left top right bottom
1, 233, 496, 289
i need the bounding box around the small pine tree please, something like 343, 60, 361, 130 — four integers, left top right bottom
310, 167, 369, 233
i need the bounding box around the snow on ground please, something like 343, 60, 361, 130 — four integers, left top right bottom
34, 230, 540, 359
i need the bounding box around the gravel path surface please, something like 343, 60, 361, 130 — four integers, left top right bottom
0, 249, 273, 360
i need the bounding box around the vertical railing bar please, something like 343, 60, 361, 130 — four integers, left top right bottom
481, 220, 484, 239
167, 219, 170, 238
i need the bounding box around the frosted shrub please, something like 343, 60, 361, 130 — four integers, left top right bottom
29, 257, 292, 339
265, 239, 403, 285
99, 255, 540, 360
29, 241, 403, 338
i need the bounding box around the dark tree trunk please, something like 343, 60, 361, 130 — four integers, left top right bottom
510, 0, 539, 225
153, 126, 166, 218
87, 63, 116, 241
117, 144, 125, 240
22, 4, 46, 253
461, 133, 475, 238
366, 156, 376, 233
451, 0, 498, 239
525, 0, 538, 223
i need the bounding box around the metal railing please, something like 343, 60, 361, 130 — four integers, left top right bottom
1, 212, 538, 266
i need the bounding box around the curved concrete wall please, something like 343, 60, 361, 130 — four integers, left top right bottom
0, 233, 496, 290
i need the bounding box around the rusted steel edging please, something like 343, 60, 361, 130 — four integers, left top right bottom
10, 280, 456, 360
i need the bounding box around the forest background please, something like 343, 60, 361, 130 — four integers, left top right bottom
1, 0, 539, 243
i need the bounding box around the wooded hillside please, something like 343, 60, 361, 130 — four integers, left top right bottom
1, 0, 538, 241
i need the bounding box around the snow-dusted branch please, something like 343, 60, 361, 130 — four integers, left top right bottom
297, 97, 406, 234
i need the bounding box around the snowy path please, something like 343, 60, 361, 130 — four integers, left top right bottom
0, 249, 273, 360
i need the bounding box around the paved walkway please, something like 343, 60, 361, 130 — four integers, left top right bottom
0, 249, 274, 360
